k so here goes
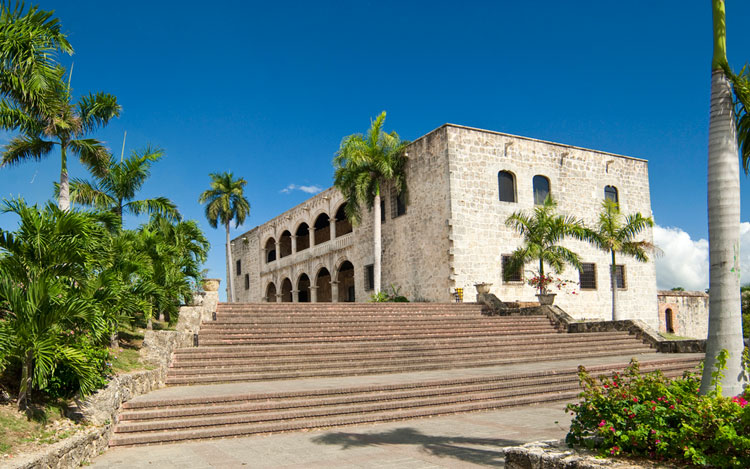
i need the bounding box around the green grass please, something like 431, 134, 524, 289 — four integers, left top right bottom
109, 348, 154, 374
659, 332, 695, 340
0, 402, 77, 456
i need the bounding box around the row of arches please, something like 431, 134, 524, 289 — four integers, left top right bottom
498, 171, 619, 205
264, 261, 356, 302
264, 204, 353, 263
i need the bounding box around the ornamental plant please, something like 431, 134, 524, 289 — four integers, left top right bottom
527, 275, 579, 296
566, 351, 750, 468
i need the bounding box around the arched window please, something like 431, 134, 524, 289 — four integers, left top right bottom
334, 205, 353, 236
264, 238, 276, 263
313, 213, 330, 245
295, 223, 310, 252
533, 175, 550, 205
604, 185, 619, 204
498, 171, 516, 203
279, 231, 292, 258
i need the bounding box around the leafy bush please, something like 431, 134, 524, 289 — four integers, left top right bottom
566, 354, 750, 468
368, 284, 409, 303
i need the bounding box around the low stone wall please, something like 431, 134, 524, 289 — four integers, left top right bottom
505, 440, 667, 468
477, 292, 542, 316
543, 305, 706, 354
12, 287, 219, 469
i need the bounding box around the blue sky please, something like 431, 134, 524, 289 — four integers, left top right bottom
2, 1, 750, 297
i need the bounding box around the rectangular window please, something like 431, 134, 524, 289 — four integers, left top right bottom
579, 263, 597, 290
236, 260, 241, 276
614, 265, 626, 289
380, 199, 386, 223
365, 264, 375, 291
502, 255, 523, 283
391, 191, 407, 218
244, 274, 250, 290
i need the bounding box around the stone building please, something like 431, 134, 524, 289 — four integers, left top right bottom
657, 290, 709, 339
229, 124, 659, 328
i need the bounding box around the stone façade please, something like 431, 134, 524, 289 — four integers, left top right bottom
229, 124, 659, 328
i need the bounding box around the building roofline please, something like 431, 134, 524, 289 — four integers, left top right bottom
419, 123, 648, 163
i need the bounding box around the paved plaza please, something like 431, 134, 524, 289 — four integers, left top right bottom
90, 402, 570, 468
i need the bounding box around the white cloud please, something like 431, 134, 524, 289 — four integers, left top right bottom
654, 222, 750, 291
280, 184, 323, 194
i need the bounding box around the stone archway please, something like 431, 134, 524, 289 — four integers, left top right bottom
264, 238, 276, 263
295, 223, 310, 252
665, 308, 675, 333
316, 268, 332, 302
334, 204, 352, 236
313, 213, 330, 245
265, 282, 277, 302
297, 274, 311, 303
279, 231, 292, 258
337, 261, 355, 302
280, 278, 293, 302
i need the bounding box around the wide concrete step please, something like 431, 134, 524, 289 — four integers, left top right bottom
172, 331, 633, 357
170, 338, 647, 369
195, 327, 561, 345
164, 346, 655, 385
112, 358, 699, 446
197, 323, 557, 338
204, 316, 550, 326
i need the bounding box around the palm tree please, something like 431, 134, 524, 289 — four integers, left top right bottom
0, 199, 108, 408
198, 172, 250, 302
700, 0, 749, 396
505, 197, 584, 298
583, 200, 654, 322
0, 1, 73, 112
65, 146, 180, 225
0, 67, 120, 211
333, 111, 409, 293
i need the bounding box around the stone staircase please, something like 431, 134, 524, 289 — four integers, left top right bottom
109, 302, 702, 446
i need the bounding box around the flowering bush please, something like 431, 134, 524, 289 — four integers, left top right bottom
527, 274, 578, 295
566, 353, 750, 467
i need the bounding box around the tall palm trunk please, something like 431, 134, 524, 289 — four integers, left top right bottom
610, 250, 619, 321
373, 190, 382, 293
17, 350, 33, 409
700, 0, 747, 396
59, 145, 69, 211
225, 222, 235, 302
538, 259, 545, 295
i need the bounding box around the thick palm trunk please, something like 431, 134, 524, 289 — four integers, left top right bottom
610, 251, 619, 321
701, 0, 747, 396
373, 192, 382, 294
226, 223, 236, 302
58, 145, 69, 211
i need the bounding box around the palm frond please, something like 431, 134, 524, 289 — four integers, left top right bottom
1, 134, 54, 167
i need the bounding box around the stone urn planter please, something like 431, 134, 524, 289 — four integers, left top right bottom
535, 293, 556, 305
202, 278, 221, 292
474, 283, 493, 294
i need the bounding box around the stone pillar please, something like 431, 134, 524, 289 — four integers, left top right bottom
330, 218, 337, 239
309, 228, 315, 247
291, 235, 297, 253
292, 289, 299, 303
276, 293, 283, 302
275, 241, 281, 260
310, 285, 318, 303
331, 281, 339, 303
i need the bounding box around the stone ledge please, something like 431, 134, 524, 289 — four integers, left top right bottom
505, 440, 677, 469
478, 292, 542, 316
543, 306, 706, 354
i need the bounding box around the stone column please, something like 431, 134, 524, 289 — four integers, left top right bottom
275, 241, 281, 261
291, 235, 297, 253
331, 281, 339, 303
292, 289, 299, 303
330, 218, 337, 240
276, 293, 283, 302
309, 228, 315, 247
310, 285, 318, 303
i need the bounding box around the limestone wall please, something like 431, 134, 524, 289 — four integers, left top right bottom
445, 125, 659, 328
657, 290, 709, 339
350, 126, 453, 301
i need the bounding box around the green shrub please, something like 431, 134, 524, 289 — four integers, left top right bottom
566, 356, 749, 467
368, 284, 409, 303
